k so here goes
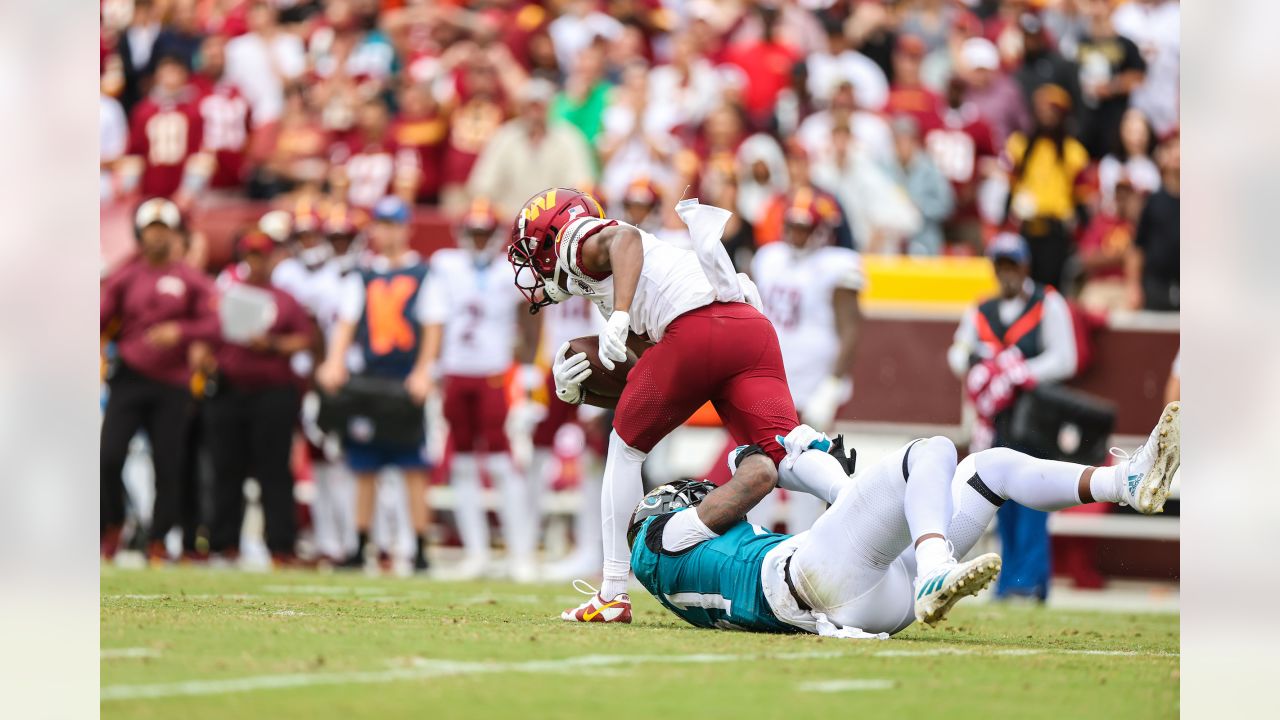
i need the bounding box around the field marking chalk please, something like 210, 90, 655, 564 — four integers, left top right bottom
101, 648, 161, 660
799, 679, 895, 693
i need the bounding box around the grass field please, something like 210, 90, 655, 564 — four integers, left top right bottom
101, 566, 1178, 719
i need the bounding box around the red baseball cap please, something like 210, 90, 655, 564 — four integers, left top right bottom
238, 230, 276, 256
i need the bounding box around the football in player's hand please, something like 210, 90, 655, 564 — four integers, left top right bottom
567, 334, 646, 399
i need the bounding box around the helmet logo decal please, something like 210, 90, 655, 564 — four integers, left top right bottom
522, 190, 559, 222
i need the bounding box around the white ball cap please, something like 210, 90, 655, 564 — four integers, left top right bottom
134, 197, 182, 232
961, 37, 999, 72
258, 210, 294, 243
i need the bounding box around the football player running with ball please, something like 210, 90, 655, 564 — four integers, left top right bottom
630, 403, 1180, 636
507, 187, 851, 623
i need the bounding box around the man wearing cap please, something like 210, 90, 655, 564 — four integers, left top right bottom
100, 198, 218, 562
316, 196, 433, 572
466, 78, 595, 219
959, 37, 1030, 148
203, 231, 314, 565
947, 232, 1079, 601
419, 199, 542, 581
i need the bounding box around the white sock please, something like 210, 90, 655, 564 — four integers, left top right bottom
915, 536, 954, 579
903, 437, 958, 544
574, 474, 602, 566
450, 453, 490, 563
971, 448, 1092, 510
777, 449, 851, 504
600, 431, 646, 600
487, 453, 535, 566
1087, 465, 1123, 504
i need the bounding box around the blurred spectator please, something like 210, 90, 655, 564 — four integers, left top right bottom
811, 125, 919, 255
1098, 107, 1160, 207
152, 0, 205, 73
549, 0, 625, 73
117, 0, 163, 114
551, 43, 614, 146
102, 83, 129, 203
806, 15, 889, 112
1011, 12, 1083, 128
947, 233, 1079, 601
770, 60, 816, 140
392, 81, 449, 205
928, 76, 999, 254
618, 177, 663, 234
846, 0, 899, 81
193, 36, 254, 192
329, 98, 420, 208
727, 0, 827, 56
1129, 129, 1179, 311
898, 0, 959, 55
247, 85, 331, 199
1110, 0, 1180, 136
960, 37, 1030, 147
467, 79, 594, 218
440, 52, 513, 214
884, 35, 944, 134
1042, 0, 1091, 61
315, 197, 433, 573
224, 1, 306, 127
1076, 177, 1142, 313
648, 32, 723, 130
889, 116, 954, 256
736, 132, 789, 227
1075, 0, 1147, 158
1004, 84, 1089, 288
101, 199, 217, 562
204, 231, 313, 565
127, 53, 204, 199
723, 4, 803, 126
797, 79, 895, 169
598, 62, 678, 203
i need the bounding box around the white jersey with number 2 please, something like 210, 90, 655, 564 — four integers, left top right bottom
422, 249, 522, 378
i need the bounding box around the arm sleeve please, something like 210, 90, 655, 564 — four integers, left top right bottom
337, 274, 366, 323
100, 270, 124, 332
947, 308, 980, 378
660, 508, 720, 552
828, 249, 866, 292
1025, 291, 1078, 384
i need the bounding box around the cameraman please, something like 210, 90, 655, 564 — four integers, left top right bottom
947, 233, 1078, 601
316, 196, 433, 573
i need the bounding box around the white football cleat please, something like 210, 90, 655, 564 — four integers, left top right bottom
914, 553, 1002, 627
560, 580, 632, 623
1113, 401, 1181, 514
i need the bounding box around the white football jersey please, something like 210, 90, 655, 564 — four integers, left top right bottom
556, 217, 716, 341
422, 249, 522, 377
752, 243, 866, 406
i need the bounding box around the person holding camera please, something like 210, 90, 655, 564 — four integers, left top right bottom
316, 196, 433, 573
947, 232, 1079, 601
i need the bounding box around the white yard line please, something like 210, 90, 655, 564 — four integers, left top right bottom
101, 648, 161, 660
100, 646, 1175, 702
799, 679, 896, 693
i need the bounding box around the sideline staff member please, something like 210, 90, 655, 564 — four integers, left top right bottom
205, 231, 314, 564
100, 198, 217, 562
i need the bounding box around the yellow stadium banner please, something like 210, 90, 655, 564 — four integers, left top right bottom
858, 256, 999, 312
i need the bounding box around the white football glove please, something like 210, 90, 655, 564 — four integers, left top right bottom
774, 424, 832, 470
598, 310, 631, 371
552, 341, 592, 405
801, 375, 853, 433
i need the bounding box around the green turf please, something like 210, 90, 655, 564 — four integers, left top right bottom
101, 566, 1178, 719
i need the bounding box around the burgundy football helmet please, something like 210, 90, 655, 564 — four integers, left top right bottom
507, 187, 606, 313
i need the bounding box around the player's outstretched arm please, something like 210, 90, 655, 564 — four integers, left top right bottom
696, 453, 778, 534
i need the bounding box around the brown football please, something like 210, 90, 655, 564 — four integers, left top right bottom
567, 333, 651, 400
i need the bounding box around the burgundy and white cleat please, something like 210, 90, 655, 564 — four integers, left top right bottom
560, 580, 632, 623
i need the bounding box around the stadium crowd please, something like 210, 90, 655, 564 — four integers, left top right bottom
99, 0, 1181, 584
